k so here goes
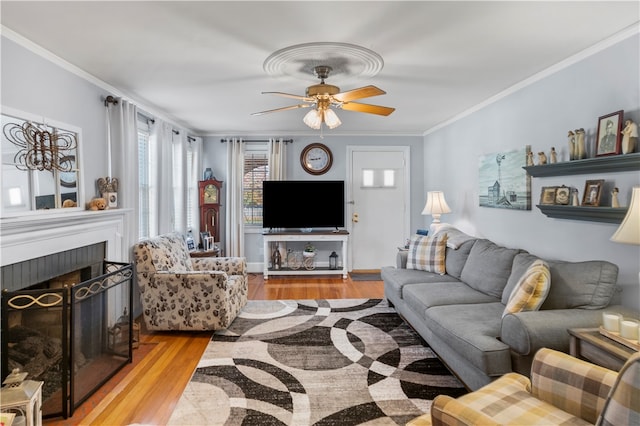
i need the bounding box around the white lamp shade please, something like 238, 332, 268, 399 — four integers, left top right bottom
323, 109, 342, 129
422, 191, 452, 216
303, 109, 322, 129
611, 186, 640, 245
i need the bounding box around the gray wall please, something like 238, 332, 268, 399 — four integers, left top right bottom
203, 135, 424, 266
423, 34, 640, 310
1, 36, 112, 197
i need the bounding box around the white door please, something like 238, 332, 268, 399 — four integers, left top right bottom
347, 146, 410, 271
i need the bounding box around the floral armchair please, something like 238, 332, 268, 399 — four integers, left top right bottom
133, 232, 247, 331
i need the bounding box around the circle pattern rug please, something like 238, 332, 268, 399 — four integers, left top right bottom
168, 299, 465, 425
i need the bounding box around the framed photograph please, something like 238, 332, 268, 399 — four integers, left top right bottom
596, 110, 623, 157
540, 186, 558, 205
582, 179, 604, 206
199, 231, 210, 248
554, 186, 571, 205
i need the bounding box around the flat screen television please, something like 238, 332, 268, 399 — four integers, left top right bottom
262, 180, 345, 230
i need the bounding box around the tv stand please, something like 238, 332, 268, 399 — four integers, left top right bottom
263, 230, 349, 279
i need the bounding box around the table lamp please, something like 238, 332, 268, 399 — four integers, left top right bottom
422, 191, 451, 233
611, 186, 640, 245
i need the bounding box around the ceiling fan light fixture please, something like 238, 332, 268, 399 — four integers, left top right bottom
324, 109, 342, 129
303, 109, 322, 129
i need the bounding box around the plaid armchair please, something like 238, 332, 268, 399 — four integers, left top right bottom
133, 232, 247, 331
408, 347, 639, 426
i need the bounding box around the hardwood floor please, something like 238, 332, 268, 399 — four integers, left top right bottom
45, 273, 384, 426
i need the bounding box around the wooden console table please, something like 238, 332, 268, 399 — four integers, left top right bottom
263, 230, 349, 279
568, 327, 635, 371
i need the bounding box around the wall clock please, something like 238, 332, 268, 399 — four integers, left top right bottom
300, 143, 333, 175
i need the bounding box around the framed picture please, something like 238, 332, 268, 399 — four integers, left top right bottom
199, 231, 210, 248
596, 110, 623, 157
554, 186, 571, 205
478, 147, 531, 210
582, 179, 604, 206
540, 186, 557, 205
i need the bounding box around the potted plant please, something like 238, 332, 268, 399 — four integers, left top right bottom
303, 243, 316, 257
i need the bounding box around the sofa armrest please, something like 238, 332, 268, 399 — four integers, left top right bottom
396, 250, 408, 269
531, 348, 617, 424
501, 305, 639, 356
192, 256, 247, 277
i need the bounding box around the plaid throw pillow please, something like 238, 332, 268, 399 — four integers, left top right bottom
406, 233, 447, 275
503, 259, 550, 317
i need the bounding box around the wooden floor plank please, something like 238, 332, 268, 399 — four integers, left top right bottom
44, 273, 384, 425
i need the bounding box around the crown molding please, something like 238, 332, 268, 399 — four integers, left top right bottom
423, 22, 640, 137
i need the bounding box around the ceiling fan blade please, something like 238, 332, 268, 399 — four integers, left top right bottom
333, 85, 386, 102
251, 104, 312, 116
262, 91, 313, 102
340, 102, 395, 116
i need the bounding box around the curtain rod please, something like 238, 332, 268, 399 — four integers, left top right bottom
220, 138, 293, 144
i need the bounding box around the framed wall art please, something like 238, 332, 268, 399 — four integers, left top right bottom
478, 147, 531, 210
539, 186, 557, 205
582, 179, 604, 206
554, 186, 571, 205
596, 110, 623, 157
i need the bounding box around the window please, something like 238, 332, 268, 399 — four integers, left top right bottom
137, 119, 152, 239
243, 145, 268, 226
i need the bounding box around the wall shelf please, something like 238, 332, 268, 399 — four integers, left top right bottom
524, 153, 640, 177
536, 205, 628, 223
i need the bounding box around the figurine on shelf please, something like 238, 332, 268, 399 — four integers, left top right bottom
567, 130, 576, 160
621, 119, 638, 154
526, 150, 534, 166
572, 188, 580, 206
575, 128, 586, 159
537, 151, 547, 165
611, 187, 620, 208
549, 147, 557, 163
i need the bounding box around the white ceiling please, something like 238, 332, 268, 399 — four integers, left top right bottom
2, 1, 639, 136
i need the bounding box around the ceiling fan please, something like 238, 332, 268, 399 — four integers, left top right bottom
251, 65, 395, 129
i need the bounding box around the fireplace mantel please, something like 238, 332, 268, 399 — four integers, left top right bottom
1, 209, 131, 267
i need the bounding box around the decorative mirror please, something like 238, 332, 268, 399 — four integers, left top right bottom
1, 107, 83, 216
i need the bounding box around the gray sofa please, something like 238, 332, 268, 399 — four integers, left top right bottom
381, 225, 636, 391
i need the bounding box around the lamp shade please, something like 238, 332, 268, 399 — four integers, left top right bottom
303, 109, 322, 129
422, 191, 451, 226
323, 109, 342, 129
611, 186, 640, 245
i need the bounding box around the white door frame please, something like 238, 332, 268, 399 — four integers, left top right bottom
346, 145, 411, 271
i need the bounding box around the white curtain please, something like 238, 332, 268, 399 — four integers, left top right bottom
106, 99, 139, 261
188, 136, 203, 237
268, 137, 287, 180
225, 138, 244, 257
149, 120, 175, 235
172, 129, 189, 234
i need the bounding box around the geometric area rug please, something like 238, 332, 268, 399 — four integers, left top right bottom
168, 299, 466, 425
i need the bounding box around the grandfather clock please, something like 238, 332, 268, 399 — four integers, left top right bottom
198, 179, 223, 243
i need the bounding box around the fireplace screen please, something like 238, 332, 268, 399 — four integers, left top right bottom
1, 261, 134, 419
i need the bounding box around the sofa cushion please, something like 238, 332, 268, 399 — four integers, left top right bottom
504, 253, 618, 310
404, 282, 500, 315
503, 259, 551, 318
445, 239, 477, 279
435, 224, 477, 249
460, 239, 522, 298
406, 233, 447, 274
147, 232, 193, 272
424, 303, 512, 376
381, 266, 460, 300
542, 260, 618, 310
